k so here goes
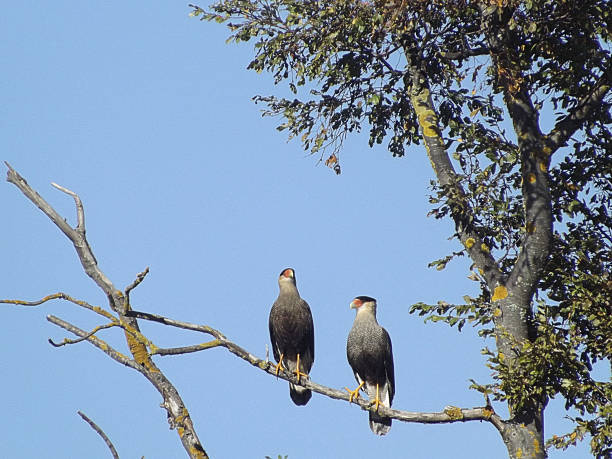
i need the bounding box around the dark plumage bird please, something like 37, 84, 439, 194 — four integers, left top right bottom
346, 296, 395, 435
269, 268, 315, 405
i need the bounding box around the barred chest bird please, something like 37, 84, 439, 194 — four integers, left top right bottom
346, 296, 395, 435
269, 268, 315, 405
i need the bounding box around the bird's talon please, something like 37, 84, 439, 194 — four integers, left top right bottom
274, 353, 285, 377
372, 398, 381, 412
294, 368, 308, 383
294, 353, 308, 384
344, 387, 360, 403
345, 381, 364, 403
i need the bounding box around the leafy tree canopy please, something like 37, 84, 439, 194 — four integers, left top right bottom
192, 0, 611, 457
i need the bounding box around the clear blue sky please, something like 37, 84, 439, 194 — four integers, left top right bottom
1, 2, 593, 458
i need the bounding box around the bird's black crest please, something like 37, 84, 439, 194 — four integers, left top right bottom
354, 295, 376, 303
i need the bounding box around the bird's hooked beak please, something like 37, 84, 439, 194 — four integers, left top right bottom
350, 298, 361, 310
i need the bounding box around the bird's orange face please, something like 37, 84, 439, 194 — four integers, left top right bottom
350, 298, 363, 309
282, 268, 294, 279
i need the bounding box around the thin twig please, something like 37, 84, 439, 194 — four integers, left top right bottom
152, 340, 222, 356
49, 322, 118, 347
125, 267, 150, 298
47, 314, 140, 370
77, 411, 120, 459
0, 292, 118, 321
51, 182, 85, 232
126, 310, 225, 338
0, 293, 165, 357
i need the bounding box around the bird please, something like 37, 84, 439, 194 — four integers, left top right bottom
346, 296, 395, 435
269, 268, 315, 405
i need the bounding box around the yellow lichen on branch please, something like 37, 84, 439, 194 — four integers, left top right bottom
176, 407, 208, 459
492, 285, 508, 302
411, 89, 441, 139
189, 446, 207, 459
443, 406, 464, 420
124, 331, 157, 372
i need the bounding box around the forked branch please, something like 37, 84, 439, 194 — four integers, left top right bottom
4, 163, 207, 459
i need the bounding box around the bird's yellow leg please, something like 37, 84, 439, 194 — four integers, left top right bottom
274, 353, 285, 377
344, 381, 364, 403
372, 383, 381, 411
294, 353, 308, 383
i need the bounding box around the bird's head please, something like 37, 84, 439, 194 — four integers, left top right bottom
278, 268, 297, 288
350, 296, 377, 315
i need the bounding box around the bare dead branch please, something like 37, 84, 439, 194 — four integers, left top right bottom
5, 164, 209, 459
51, 182, 86, 233
0, 293, 68, 307
126, 310, 225, 338
49, 322, 118, 347
129, 309, 504, 430
47, 314, 140, 370
5, 163, 115, 306
0, 292, 117, 321
1, 293, 162, 358
126, 267, 150, 298
152, 341, 223, 356
77, 410, 120, 459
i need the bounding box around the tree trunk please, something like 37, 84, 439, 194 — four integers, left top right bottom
406, 68, 548, 458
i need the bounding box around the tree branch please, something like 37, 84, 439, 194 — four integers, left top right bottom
77, 411, 120, 459
49, 322, 118, 348
5, 162, 116, 309
47, 314, 140, 370
402, 59, 503, 289
442, 46, 490, 60
5, 164, 208, 459
127, 310, 504, 430
545, 67, 612, 154
125, 267, 150, 298
480, 5, 554, 305
152, 341, 223, 356
0, 292, 117, 321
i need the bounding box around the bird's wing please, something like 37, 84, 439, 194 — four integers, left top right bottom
382, 327, 395, 403
268, 305, 282, 362
301, 299, 315, 364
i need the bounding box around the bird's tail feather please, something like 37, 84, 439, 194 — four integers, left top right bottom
369, 411, 392, 435
289, 383, 311, 406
